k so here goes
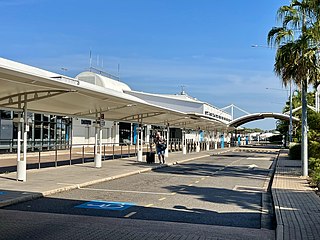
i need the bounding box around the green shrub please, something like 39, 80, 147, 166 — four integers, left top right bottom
289, 143, 301, 160
309, 158, 320, 186
309, 140, 320, 159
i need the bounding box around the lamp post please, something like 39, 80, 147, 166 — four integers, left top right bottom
289, 81, 293, 143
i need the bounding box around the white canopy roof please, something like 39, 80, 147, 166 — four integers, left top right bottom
0, 57, 229, 131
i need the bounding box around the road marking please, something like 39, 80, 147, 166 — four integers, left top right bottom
158, 197, 166, 201
201, 177, 206, 180
246, 157, 273, 160
75, 200, 135, 211
188, 184, 193, 187
142, 172, 204, 178
233, 185, 263, 192
171, 192, 176, 196
145, 203, 154, 207
179, 188, 186, 191
124, 212, 137, 218
79, 188, 173, 195
194, 181, 199, 183
248, 164, 259, 169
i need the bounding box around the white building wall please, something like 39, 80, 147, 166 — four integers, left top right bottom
72, 118, 115, 145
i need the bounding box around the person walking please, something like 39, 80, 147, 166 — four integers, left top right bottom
154, 131, 166, 164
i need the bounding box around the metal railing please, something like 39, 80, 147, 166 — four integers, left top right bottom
0, 138, 233, 173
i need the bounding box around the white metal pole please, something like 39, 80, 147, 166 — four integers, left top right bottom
16, 94, 24, 181
301, 79, 308, 177
182, 129, 187, 154
289, 81, 293, 143
17, 94, 27, 182
94, 112, 101, 168
165, 126, 169, 157
137, 115, 143, 161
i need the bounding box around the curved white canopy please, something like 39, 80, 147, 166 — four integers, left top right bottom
228, 112, 299, 128
0, 57, 228, 131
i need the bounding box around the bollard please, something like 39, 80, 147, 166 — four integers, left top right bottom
55, 147, 58, 167
38, 150, 41, 169
82, 145, 85, 164
69, 146, 72, 165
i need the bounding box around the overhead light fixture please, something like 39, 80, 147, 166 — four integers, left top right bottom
126, 104, 136, 107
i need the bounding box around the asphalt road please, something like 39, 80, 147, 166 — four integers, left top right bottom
0, 150, 277, 240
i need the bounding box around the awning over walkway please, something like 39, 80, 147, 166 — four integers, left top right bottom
0, 58, 228, 130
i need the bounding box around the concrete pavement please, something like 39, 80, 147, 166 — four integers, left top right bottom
1, 145, 320, 240
0, 148, 232, 208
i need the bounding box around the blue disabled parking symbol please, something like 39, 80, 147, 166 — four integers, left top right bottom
75, 200, 136, 211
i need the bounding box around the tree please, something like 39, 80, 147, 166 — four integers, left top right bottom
268, 0, 320, 176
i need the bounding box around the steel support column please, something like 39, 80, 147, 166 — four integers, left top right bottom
94, 112, 101, 168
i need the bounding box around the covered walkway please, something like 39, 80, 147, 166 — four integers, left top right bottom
0, 57, 229, 181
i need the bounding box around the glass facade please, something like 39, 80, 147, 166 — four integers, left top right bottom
0, 110, 72, 153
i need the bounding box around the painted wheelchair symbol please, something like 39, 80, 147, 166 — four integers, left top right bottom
75, 200, 135, 211
87, 203, 125, 210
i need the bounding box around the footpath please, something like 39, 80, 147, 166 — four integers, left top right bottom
272, 149, 320, 240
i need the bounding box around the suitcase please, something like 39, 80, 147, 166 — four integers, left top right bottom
146, 152, 155, 163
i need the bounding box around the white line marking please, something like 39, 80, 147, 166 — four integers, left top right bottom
247, 157, 272, 160
142, 172, 204, 178
233, 185, 263, 192
79, 187, 173, 195
194, 181, 199, 183
158, 197, 166, 201
145, 204, 154, 207
124, 212, 137, 218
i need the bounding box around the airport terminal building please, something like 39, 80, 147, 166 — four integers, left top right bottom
0, 58, 232, 154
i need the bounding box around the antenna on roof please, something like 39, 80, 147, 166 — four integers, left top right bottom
89, 49, 92, 69
180, 85, 186, 95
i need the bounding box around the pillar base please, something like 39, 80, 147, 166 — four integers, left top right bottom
17, 160, 26, 182
164, 149, 169, 158
206, 143, 210, 151
137, 150, 143, 162
94, 154, 102, 168
182, 146, 187, 154
196, 145, 200, 152
214, 142, 218, 149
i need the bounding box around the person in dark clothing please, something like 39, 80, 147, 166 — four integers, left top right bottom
154, 131, 166, 164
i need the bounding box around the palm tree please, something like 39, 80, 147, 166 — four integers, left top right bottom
268, 0, 320, 176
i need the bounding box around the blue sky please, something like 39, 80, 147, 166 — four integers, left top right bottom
0, 0, 291, 130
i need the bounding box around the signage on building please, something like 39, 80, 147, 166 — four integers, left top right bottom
81, 119, 92, 125
0, 119, 13, 139
100, 120, 105, 127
